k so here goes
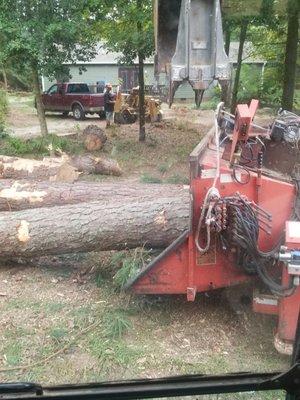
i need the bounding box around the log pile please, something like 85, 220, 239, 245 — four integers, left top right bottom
0, 154, 189, 259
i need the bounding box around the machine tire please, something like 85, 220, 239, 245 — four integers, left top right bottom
98, 110, 106, 120
72, 104, 85, 121
123, 109, 137, 124
156, 111, 162, 122
114, 112, 125, 124
115, 110, 137, 125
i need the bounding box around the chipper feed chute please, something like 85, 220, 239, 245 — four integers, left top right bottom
154, 0, 231, 107
126, 101, 300, 353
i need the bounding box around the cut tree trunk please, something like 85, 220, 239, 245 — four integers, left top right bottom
0, 180, 189, 211
82, 125, 107, 151
0, 197, 189, 259
0, 154, 122, 181
71, 155, 121, 176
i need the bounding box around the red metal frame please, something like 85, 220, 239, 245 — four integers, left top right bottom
128, 101, 299, 346
229, 100, 257, 164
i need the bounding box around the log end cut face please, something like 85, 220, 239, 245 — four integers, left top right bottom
17, 220, 30, 243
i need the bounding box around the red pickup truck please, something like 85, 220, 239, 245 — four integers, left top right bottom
41, 83, 105, 120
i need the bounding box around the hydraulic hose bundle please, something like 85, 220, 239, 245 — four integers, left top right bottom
195, 192, 295, 297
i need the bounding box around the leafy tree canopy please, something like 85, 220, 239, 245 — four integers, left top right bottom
0, 0, 97, 80
88, 0, 154, 64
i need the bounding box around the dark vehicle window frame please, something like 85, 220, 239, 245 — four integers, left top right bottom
47, 84, 58, 95
67, 83, 90, 94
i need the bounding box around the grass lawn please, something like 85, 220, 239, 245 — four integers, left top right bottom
0, 93, 291, 399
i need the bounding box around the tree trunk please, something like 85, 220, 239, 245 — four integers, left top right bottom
221, 19, 232, 106
32, 66, 48, 136
0, 154, 122, 180
224, 20, 231, 56
137, 0, 146, 142
138, 53, 146, 142
281, 0, 299, 111
2, 67, 8, 90
0, 180, 189, 211
230, 18, 249, 113
0, 197, 189, 259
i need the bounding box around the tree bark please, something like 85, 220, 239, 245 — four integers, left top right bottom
71, 155, 121, 176
0, 154, 122, 180
32, 66, 48, 136
230, 18, 249, 113
224, 20, 231, 57
138, 52, 146, 142
281, 0, 299, 111
221, 19, 232, 106
0, 197, 189, 259
137, 0, 146, 142
2, 67, 8, 90
0, 180, 189, 211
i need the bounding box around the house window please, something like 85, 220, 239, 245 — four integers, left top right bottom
118, 67, 139, 92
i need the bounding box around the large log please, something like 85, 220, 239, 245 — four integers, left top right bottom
0, 180, 189, 211
71, 155, 121, 176
0, 197, 189, 258
0, 154, 122, 181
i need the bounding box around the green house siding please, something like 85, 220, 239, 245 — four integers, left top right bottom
44, 63, 263, 100
43, 64, 154, 89
42, 63, 195, 99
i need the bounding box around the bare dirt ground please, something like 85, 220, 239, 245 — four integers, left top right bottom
0, 94, 290, 396
7, 94, 214, 139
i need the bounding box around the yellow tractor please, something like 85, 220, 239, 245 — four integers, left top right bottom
114, 86, 162, 124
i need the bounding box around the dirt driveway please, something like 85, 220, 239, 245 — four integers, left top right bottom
7, 94, 214, 139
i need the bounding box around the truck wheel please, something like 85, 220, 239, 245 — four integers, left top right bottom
73, 105, 85, 120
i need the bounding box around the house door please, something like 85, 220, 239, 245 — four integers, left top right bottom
118, 67, 139, 92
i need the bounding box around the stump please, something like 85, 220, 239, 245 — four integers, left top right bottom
82, 125, 107, 151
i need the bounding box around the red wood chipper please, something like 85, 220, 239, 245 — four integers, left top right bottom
126, 100, 300, 353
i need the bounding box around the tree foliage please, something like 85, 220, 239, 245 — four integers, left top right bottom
88, 0, 154, 64
0, 0, 97, 135
88, 0, 154, 141
0, 0, 96, 79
